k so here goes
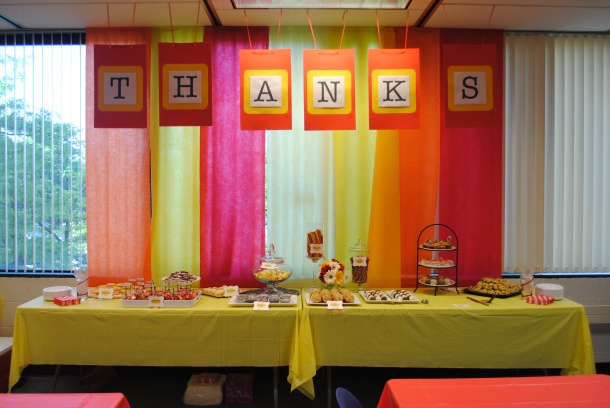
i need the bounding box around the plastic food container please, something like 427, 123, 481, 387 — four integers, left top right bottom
535, 283, 564, 300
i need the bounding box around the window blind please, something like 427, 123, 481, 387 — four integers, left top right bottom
504, 33, 610, 273
0, 31, 86, 275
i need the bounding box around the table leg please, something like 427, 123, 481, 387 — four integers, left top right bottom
327, 366, 332, 408
50, 365, 61, 392
273, 366, 279, 408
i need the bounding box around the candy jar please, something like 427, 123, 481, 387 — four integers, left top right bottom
349, 239, 371, 291
252, 244, 292, 295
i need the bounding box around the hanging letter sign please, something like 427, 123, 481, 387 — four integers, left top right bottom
159, 42, 212, 127
240, 49, 292, 130
443, 44, 499, 128
94, 44, 147, 128
368, 48, 420, 130
303, 49, 355, 131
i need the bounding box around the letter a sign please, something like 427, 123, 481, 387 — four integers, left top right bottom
94, 44, 147, 128
159, 42, 212, 127
368, 48, 420, 130
240, 49, 292, 130
303, 49, 355, 131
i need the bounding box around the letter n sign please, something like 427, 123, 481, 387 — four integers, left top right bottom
303, 49, 355, 131
94, 44, 147, 128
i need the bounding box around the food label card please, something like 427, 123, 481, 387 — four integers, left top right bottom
253, 301, 270, 310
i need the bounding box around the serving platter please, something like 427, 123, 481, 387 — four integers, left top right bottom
228, 294, 298, 307
121, 293, 201, 308
305, 293, 361, 306
463, 287, 521, 298
358, 290, 420, 304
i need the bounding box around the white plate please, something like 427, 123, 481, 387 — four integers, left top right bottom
418, 278, 456, 287
305, 293, 361, 306
359, 290, 420, 304
228, 294, 298, 307
418, 262, 455, 268
419, 245, 456, 251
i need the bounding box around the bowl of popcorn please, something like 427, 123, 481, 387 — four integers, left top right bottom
252, 244, 292, 294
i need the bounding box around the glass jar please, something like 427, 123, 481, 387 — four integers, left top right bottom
252, 244, 292, 294
349, 239, 371, 290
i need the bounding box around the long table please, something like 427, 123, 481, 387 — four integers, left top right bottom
377, 374, 610, 408
9, 290, 597, 402
9, 294, 303, 406
297, 291, 596, 400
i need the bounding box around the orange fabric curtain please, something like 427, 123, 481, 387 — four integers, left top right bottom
85, 28, 152, 286
396, 28, 442, 287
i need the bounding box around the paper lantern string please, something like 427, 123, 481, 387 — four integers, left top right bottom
168, 2, 175, 44
376, 10, 381, 48
106, 3, 112, 46
339, 10, 348, 49
307, 10, 317, 49
194, 0, 201, 42
243, 10, 253, 49
276, 9, 283, 45
404, 10, 410, 49
131, 3, 137, 46
482, 5, 495, 44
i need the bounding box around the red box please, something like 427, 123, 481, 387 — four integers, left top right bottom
525, 295, 554, 305
54, 295, 81, 306
224, 373, 254, 404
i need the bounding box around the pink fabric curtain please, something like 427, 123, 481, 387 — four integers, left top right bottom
438, 29, 504, 285
199, 27, 268, 287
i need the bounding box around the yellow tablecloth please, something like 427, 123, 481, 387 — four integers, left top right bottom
298, 291, 596, 397
9, 295, 303, 392
9, 290, 596, 400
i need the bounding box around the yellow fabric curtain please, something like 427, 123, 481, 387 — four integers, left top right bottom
149, 28, 201, 282
331, 27, 379, 266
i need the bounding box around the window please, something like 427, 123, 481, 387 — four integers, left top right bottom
504, 33, 610, 275
0, 32, 86, 275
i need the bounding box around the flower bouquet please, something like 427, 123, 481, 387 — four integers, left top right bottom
318, 259, 348, 288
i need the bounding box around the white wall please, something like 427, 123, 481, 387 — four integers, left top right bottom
1, 276, 609, 362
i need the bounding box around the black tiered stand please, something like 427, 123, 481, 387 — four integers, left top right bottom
414, 223, 459, 295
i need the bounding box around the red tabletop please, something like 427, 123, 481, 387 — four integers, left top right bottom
377, 374, 610, 408
0, 393, 131, 408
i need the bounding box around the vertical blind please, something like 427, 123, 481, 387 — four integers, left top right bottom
0, 32, 86, 274
504, 33, 610, 273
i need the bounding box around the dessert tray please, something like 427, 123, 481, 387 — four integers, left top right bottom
121, 292, 201, 308
463, 287, 520, 298
464, 277, 522, 298
229, 294, 298, 306
161, 270, 201, 285
305, 293, 361, 306
359, 289, 420, 304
